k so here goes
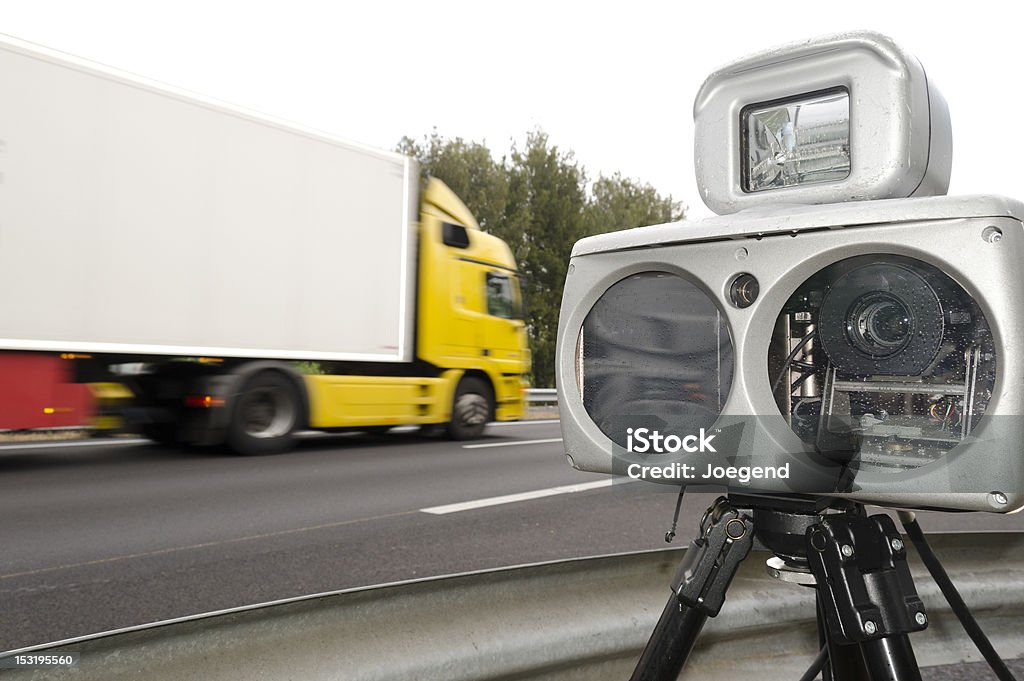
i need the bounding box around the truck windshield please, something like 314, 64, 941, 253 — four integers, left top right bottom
486, 272, 519, 319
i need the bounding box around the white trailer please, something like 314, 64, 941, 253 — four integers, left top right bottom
0, 35, 416, 363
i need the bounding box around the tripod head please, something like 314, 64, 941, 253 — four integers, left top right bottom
733, 494, 850, 566
634, 495, 930, 681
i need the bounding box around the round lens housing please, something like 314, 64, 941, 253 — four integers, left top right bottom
577, 272, 734, 448
729, 273, 759, 308
845, 291, 914, 358
768, 254, 996, 473
817, 261, 944, 377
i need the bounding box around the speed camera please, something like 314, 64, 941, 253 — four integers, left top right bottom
556, 32, 1024, 513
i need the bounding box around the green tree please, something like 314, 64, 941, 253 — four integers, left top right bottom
398, 130, 682, 387
396, 131, 508, 234
585, 173, 684, 234
505, 131, 587, 388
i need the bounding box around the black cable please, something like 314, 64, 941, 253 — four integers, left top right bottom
899, 512, 1018, 681
797, 645, 829, 681
790, 369, 817, 393
664, 486, 686, 543
772, 331, 817, 394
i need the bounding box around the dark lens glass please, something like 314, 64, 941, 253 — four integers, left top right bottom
866, 301, 910, 345
578, 272, 733, 448
846, 293, 914, 357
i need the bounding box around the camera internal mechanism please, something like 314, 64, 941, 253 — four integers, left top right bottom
770, 255, 996, 471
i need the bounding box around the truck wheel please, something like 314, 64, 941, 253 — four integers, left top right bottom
447, 377, 492, 440
227, 371, 300, 455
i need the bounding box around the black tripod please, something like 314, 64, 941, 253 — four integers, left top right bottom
630, 495, 1016, 681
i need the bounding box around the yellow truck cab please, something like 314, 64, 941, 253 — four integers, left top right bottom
304, 179, 529, 441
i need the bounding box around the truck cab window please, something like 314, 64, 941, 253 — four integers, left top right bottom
486, 272, 516, 319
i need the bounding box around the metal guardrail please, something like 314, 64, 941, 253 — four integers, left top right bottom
525, 388, 558, 406
2, 532, 1022, 680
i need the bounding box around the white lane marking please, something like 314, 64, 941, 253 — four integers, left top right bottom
420, 478, 612, 515
490, 419, 559, 426
0, 419, 559, 452
462, 438, 563, 449
0, 438, 148, 452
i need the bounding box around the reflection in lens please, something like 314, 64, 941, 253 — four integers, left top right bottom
578, 272, 733, 448
743, 88, 851, 192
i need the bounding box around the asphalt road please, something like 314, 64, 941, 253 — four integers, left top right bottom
1, 420, 1022, 653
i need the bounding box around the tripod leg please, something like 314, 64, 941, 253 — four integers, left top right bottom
816, 592, 835, 681
817, 592, 868, 681
859, 635, 922, 681
629, 497, 753, 681
807, 513, 927, 681
630, 601, 708, 681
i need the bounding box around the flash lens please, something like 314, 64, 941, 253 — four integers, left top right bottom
743, 89, 851, 192
578, 272, 733, 447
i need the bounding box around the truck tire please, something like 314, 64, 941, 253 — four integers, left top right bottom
447, 377, 493, 440
227, 371, 300, 455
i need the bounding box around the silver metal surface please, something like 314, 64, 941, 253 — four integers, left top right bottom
525, 388, 559, 405
571, 194, 1024, 258
832, 380, 967, 396
765, 556, 816, 585
1, 533, 1021, 680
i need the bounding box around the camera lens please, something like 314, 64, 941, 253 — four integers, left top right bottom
814, 261, 946, 377
846, 292, 914, 358
729, 273, 759, 308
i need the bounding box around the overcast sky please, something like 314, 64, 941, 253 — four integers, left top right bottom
1, 2, 1019, 220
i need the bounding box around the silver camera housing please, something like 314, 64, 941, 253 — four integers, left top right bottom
694, 32, 951, 215
556, 196, 1024, 512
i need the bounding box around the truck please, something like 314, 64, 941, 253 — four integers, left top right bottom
0, 35, 530, 454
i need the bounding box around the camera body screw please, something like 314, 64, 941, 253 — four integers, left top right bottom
891, 538, 904, 552
915, 612, 928, 626
841, 544, 855, 558
864, 620, 877, 635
